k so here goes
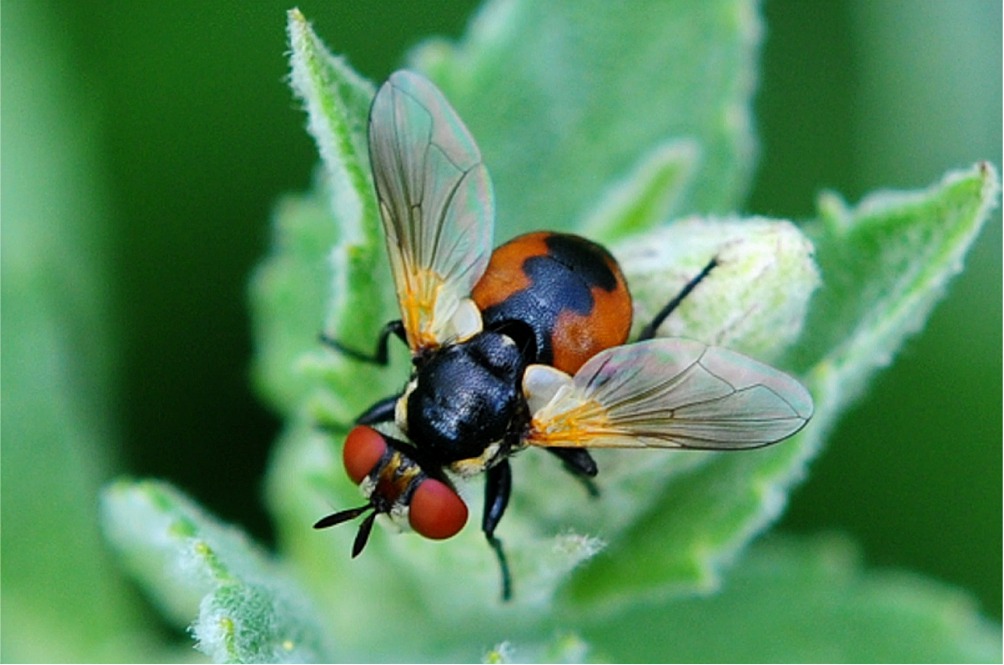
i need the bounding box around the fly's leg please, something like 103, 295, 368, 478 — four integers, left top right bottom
320, 320, 407, 366
483, 460, 514, 601
546, 447, 600, 497
637, 258, 718, 341
355, 395, 399, 425
321, 320, 406, 425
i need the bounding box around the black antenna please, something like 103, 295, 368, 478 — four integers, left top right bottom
313, 504, 371, 529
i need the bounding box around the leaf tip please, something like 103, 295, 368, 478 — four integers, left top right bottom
286, 7, 308, 36
976, 160, 1000, 206
286, 7, 311, 55
483, 641, 514, 664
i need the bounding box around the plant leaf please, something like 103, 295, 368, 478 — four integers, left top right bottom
255, 3, 789, 631
614, 216, 820, 359
101, 480, 334, 662
579, 140, 700, 242
286, 8, 373, 232
252, 11, 402, 428
0, 3, 152, 660
586, 535, 1002, 662
248, 5, 1000, 663
789, 162, 1000, 388
411, 0, 761, 238
559, 163, 999, 613
483, 632, 592, 664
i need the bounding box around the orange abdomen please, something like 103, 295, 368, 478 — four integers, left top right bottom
471, 231, 632, 374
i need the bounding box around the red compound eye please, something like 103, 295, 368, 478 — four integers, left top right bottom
409, 478, 468, 540
342, 426, 388, 485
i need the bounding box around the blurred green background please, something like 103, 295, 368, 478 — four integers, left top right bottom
3, 0, 1000, 654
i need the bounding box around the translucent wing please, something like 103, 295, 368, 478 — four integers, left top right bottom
369, 70, 494, 353
525, 339, 813, 450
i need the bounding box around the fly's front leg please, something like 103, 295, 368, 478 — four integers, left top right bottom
322, 320, 406, 426
320, 319, 406, 366
483, 459, 513, 601
354, 394, 399, 425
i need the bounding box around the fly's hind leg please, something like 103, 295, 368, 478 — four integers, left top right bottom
637, 257, 718, 341
547, 447, 600, 497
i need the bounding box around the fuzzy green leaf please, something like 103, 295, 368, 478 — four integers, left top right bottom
240, 4, 1000, 664
559, 163, 999, 613
614, 217, 820, 358
789, 162, 1000, 388
586, 535, 1002, 662
412, 0, 761, 238
250, 188, 338, 416
0, 3, 151, 660
255, 2, 793, 631
253, 10, 394, 428
286, 8, 373, 228
483, 632, 591, 664
101, 480, 333, 663
579, 140, 700, 242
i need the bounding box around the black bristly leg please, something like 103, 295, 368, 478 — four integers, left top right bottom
547, 447, 600, 497
319, 321, 402, 427
483, 460, 514, 601
320, 320, 407, 366
318, 319, 404, 426
355, 394, 400, 425
637, 257, 719, 341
